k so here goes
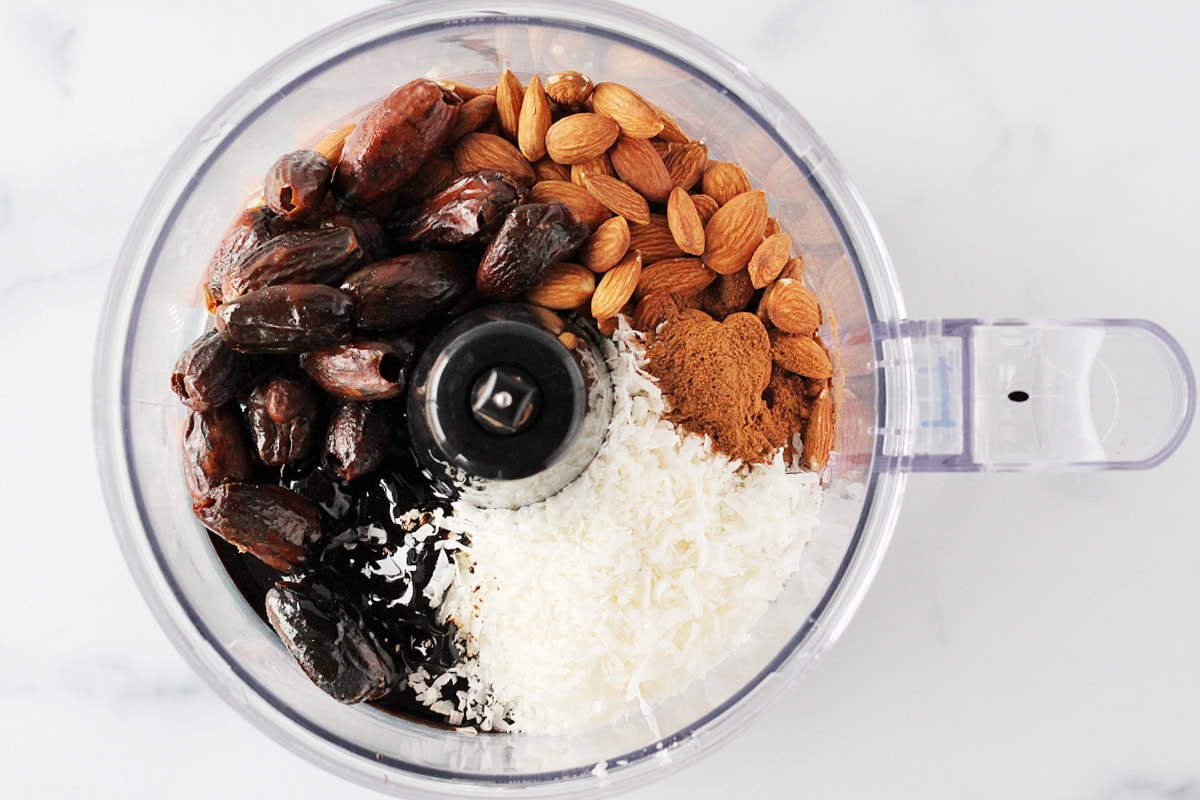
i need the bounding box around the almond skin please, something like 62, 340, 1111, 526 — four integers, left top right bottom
765, 277, 820, 334
747, 233, 793, 289
580, 215, 631, 273
609, 136, 674, 203
652, 104, 691, 144
666, 187, 705, 256
544, 70, 594, 108
701, 190, 768, 274
770, 331, 833, 379
591, 249, 643, 319
690, 193, 719, 223
525, 262, 595, 310
779, 255, 804, 281
453, 132, 535, 185
438, 79, 485, 101
631, 292, 680, 332
570, 153, 614, 186
803, 387, 835, 470
702, 161, 753, 206
590, 82, 665, 139
446, 94, 497, 144
312, 122, 357, 163
629, 214, 686, 263
494, 68, 523, 141
634, 257, 716, 300
582, 174, 651, 225
663, 142, 708, 191
544, 113, 621, 164
529, 180, 611, 230
533, 157, 572, 183
518, 74, 552, 161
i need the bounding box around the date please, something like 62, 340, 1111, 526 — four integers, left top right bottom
323, 212, 387, 262
246, 376, 321, 466
264, 150, 333, 221
170, 328, 258, 411
389, 170, 524, 247
324, 400, 393, 480
215, 284, 355, 354
301, 339, 415, 401
476, 203, 589, 298
182, 405, 254, 500
340, 252, 473, 331
193, 482, 321, 571
221, 227, 364, 301
202, 206, 279, 311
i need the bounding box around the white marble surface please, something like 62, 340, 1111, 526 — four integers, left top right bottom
2, 0, 1198, 797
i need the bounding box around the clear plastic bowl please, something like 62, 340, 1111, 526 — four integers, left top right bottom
93, 0, 1194, 797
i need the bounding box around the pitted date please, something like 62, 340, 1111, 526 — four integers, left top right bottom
264, 150, 333, 221
221, 227, 364, 300
334, 78, 461, 207
265, 574, 397, 703
340, 252, 473, 331
389, 170, 524, 247
193, 483, 321, 572
246, 376, 321, 466
301, 339, 415, 401
476, 203, 589, 299
323, 212, 387, 262
215, 284, 355, 354
171, 328, 258, 411
324, 400, 394, 480
203, 206, 278, 311
182, 405, 254, 500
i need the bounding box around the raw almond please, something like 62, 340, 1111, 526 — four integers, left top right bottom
544, 113, 621, 164
525, 262, 596, 310
631, 292, 679, 332
544, 70, 594, 108
454, 132, 535, 185
702, 190, 768, 274
596, 315, 620, 336
702, 269, 757, 318
439, 79, 485, 101
765, 277, 820, 334
666, 187, 705, 256
591, 249, 643, 319
609, 136, 673, 203
533, 157, 572, 183
652, 104, 690, 144
771, 332, 833, 379
590, 82, 664, 139
570, 153, 614, 186
582, 174, 650, 225
446, 94, 496, 144
580, 215, 630, 273
529, 180, 611, 230
662, 142, 708, 191
629, 214, 686, 263
651, 139, 672, 157
558, 331, 579, 349
803, 387, 834, 470
703, 161, 752, 206
635, 257, 716, 300
747, 233, 792, 289
779, 255, 804, 281
690, 193, 719, 223
764, 216, 781, 237
494, 68, 523, 141
518, 74, 552, 161
312, 122, 357, 163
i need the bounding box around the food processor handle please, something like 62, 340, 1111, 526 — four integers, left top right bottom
879, 318, 1195, 472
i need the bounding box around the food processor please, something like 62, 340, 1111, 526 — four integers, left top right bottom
93, 0, 1194, 796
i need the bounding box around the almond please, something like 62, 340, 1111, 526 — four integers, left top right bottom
544, 70, 594, 108
525, 262, 596, 310
446, 94, 496, 144
591, 249, 642, 319
312, 122, 357, 163
582, 174, 650, 225
666, 187, 705, 256
651, 139, 672, 157
596, 315, 620, 337
702, 190, 768, 274
495, 68, 523, 141
780, 255, 804, 281
558, 331, 580, 349
771, 332, 833, 379
635, 257, 716, 300
544, 113, 621, 164
629, 214, 686, 263
580, 215, 630, 273
518, 74, 551, 161
764, 216, 781, 237
533, 157, 571, 183
702, 269, 757, 318
703, 161, 752, 206
609, 136, 673, 203
529, 180, 611, 230
438, 79, 485, 101
652, 104, 691, 144
765, 277, 820, 334
631, 292, 679, 332
662, 142, 708, 191
454, 132, 535, 185
747, 233, 793, 289
803, 386, 834, 470
570, 153, 614, 186
690, 193, 719, 223
590, 82, 664, 139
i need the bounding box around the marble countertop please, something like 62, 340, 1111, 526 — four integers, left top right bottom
2, 0, 1198, 797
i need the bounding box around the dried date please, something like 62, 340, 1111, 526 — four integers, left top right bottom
182, 405, 254, 500
340, 252, 473, 331
264, 150, 333, 221
170, 328, 258, 411
301, 339, 415, 401
202, 206, 278, 311
323, 212, 387, 262
476, 203, 589, 299
246, 376, 321, 466
221, 227, 364, 301
193, 483, 321, 571
324, 400, 393, 480
334, 78, 462, 207
389, 170, 524, 247
215, 284, 355, 354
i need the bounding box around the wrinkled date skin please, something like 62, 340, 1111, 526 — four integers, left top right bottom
334, 78, 461, 208
171, 328, 258, 411
221, 227, 364, 300
323, 212, 387, 262
301, 339, 415, 401
265, 574, 396, 703
476, 203, 589, 299
193, 483, 321, 572
324, 400, 394, 480
182, 405, 254, 500
389, 170, 525, 247
216, 284, 355, 354
202, 206, 288, 311
340, 252, 473, 331
264, 150, 333, 221
246, 376, 321, 466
